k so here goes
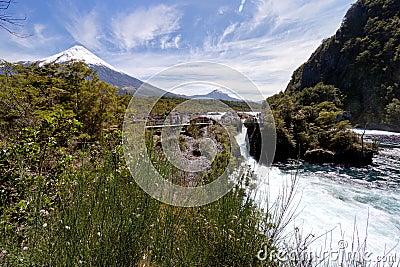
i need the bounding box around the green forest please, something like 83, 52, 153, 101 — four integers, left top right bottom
285, 0, 400, 131
266, 82, 378, 165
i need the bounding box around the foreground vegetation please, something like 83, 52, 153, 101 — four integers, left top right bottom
0, 61, 277, 266
1, 61, 390, 266
2, 135, 276, 266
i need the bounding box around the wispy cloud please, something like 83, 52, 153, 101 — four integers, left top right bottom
0, 0, 355, 100
201, 0, 354, 98
239, 0, 351, 37
34, 24, 46, 40
109, 0, 354, 100
219, 23, 237, 44
65, 9, 103, 50
8, 23, 61, 51
111, 4, 182, 50
160, 34, 181, 49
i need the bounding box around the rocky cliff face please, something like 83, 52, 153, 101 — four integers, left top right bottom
286, 0, 400, 130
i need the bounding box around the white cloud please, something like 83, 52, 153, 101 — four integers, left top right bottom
194, 0, 354, 99
34, 24, 46, 40
8, 23, 61, 50
109, 0, 354, 100
219, 23, 237, 44
111, 4, 181, 50
218, 6, 230, 15
250, 0, 275, 29
2, 0, 354, 101
65, 9, 103, 50
232, 0, 352, 39
160, 34, 181, 49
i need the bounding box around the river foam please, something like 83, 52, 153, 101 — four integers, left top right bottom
236, 125, 400, 258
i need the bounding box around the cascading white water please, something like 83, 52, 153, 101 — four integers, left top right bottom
235, 125, 400, 259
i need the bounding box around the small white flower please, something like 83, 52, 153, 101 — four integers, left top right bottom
97, 231, 102, 237
39, 209, 49, 216
1, 249, 7, 254
65, 226, 71, 230
23, 246, 28, 251
43, 223, 48, 228
66, 241, 71, 246
78, 260, 83, 264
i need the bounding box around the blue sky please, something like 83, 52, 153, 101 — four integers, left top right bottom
0, 0, 355, 100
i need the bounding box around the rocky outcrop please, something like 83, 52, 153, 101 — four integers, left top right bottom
285, 0, 400, 130
304, 148, 373, 165
245, 123, 375, 166
244, 122, 262, 161
304, 149, 335, 163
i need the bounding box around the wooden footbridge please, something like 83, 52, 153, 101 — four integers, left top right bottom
144, 122, 213, 129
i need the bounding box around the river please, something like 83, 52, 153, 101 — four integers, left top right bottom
236, 127, 400, 259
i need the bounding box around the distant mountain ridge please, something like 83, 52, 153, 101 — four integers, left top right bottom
36, 45, 180, 98
189, 89, 242, 102
34, 46, 254, 103
285, 0, 400, 131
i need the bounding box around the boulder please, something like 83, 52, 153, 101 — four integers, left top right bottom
304, 149, 335, 163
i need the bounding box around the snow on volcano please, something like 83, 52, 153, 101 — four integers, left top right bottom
39, 45, 120, 72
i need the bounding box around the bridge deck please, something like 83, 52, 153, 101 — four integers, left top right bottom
144, 122, 212, 129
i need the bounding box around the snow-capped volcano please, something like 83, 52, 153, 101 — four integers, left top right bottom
37, 46, 249, 101
37, 45, 184, 97
40, 45, 119, 72
189, 89, 242, 102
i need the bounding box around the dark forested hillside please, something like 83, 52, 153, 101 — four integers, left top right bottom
286, 0, 400, 131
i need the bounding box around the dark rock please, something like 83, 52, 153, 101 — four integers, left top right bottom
304, 149, 335, 163
244, 122, 261, 161
334, 149, 374, 166
304, 148, 374, 165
